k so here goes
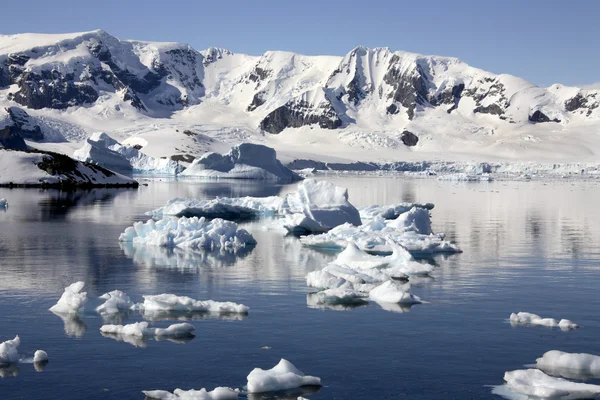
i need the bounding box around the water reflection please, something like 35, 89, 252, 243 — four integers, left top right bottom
306, 293, 368, 311
51, 311, 87, 338
376, 302, 414, 313
0, 364, 19, 378
33, 361, 48, 373
100, 332, 195, 348
246, 385, 322, 400
101, 310, 133, 325
37, 189, 123, 220
141, 310, 248, 322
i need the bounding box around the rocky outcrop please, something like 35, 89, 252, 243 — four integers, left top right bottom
260, 100, 342, 134
529, 110, 561, 123
400, 130, 419, 146
0, 125, 27, 150
383, 56, 429, 120
5, 107, 43, 140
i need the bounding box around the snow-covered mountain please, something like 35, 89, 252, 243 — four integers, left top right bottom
1, 29, 599, 167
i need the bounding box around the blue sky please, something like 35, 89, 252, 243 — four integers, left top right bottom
1, 0, 598, 87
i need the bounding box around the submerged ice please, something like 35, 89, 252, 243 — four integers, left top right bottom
246, 358, 321, 393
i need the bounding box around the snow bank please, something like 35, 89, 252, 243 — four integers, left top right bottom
100, 321, 195, 338
283, 179, 362, 234
49, 281, 87, 314
33, 350, 48, 363
0, 198, 7, 208
143, 387, 239, 400
135, 294, 249, 314
246, 359, 321, 393
147, 196, 284, 220
118, 216, 256, 252
0, 336, 20, 365
495, 369, 600, 400
536, 351, 600, 379
180, 143, 301, 182
74, 132, 182, 174
509, 312, 579, 330
96, 290, 134, 315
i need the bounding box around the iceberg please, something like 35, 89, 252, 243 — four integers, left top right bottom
0, 198, 7, 208
494, 369, 600, 400
246, 359, 321, 393
282, 179, 362, 234
147, 196, 284, 220
118, 216, 256, 253
100, 321, 195, 338
180, 143, 301, 182
536, 351, 600, 379
143, 387, 239, 400
0, 336, 20, 365
359, 202, 434, 220
33, 350, 48, 363
74, 132, 182, 174
509, 312, 579, 330
96, 290, 134, 315
135, 294, 249, 314
49, 281, 87, 314
368, 281, 422, 305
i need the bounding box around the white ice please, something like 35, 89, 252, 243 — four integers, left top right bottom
96, 290, 134, 315
495, 369, 600, 400
135, 294, 249, 314
100, 321, 195, 338
143, 387, 239, 400
49, 281, 88, 314
368, 281, 422, 304
0, 336, 20, 364
307, 288, 366, 306
246, 359, 321, 393
33, 350, 48, 363
358, 202, 434, 220
509, 312, 579, 330
536, 350, 600, 379
180, 143, 301, 182
282, 179, 362, 234
147, 196, 284, 219
118, 216, 256, 252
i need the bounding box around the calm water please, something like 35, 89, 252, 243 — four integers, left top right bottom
1, 176, 600, 399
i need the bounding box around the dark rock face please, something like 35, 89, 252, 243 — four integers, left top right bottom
6, 107, 44, 141
247, 92, 266, 111
473, 104, 504, 115
529, 110, 561, 123
260, 99, 342, 134
400, 130, 419, 146
384, 57, 429, 120
0, 125, 27, 150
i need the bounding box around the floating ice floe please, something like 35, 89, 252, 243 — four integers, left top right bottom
100, 321, 195, 338
49, 281, 87, 314
180, 143, 301, 183
33, 350, 48, 363
52, 313, 87, 338
0, 198, 7, 208
368, 281, 422, 305
96, 290, 134, 315
143, 387, 239, 400
306, 288, 366, 307
358, 202, 434, 220
246, 358, 321, 393
118, 216, 256, 253
536, 351, 600, 379
0, 336, 20, 365
147, 196, 284, 220
134, 294, 249, 314
282, 179, 362, 234
509, 312, 579, 330
493, 369, 600, 400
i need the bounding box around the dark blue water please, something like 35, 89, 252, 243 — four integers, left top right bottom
1, 177, 600, 399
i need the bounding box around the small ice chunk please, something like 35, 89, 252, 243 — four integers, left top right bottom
536, 350, 600, 379
33, 350, 48, 363
143, 387, 239, 399
136, 294, 249, 314
49, 281, 87, 314
509, 312, 579, 330
0, 336, 20, 364
333, 243, 389, 269
0, 198, 7, 208
96, 290, 134, 315
246, 358, 321, 393
369, 281, 422, 304
100, 321, 195, 338
118, 216, 256, 253
497, 369, 600, 399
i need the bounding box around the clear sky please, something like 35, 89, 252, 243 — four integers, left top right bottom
1, 0, 598, 87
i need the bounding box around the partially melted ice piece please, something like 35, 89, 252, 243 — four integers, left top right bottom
147, 196, 284, 220
246, 359, 321, 393
49, 281, 87, 314
536, 350, 600, 380
358, 202, 434, 220
143, 387, 239, 400
0, 336, 20, 365
100, 321, 195, 338
509, 312, 579, 330
494, 369, 600, 400
135, 294, 249, 314
118, 216, 256, 253
96, 290, 134, 315
368, 281, 422, 305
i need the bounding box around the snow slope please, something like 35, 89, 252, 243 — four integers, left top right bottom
1, 30, 600, 169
